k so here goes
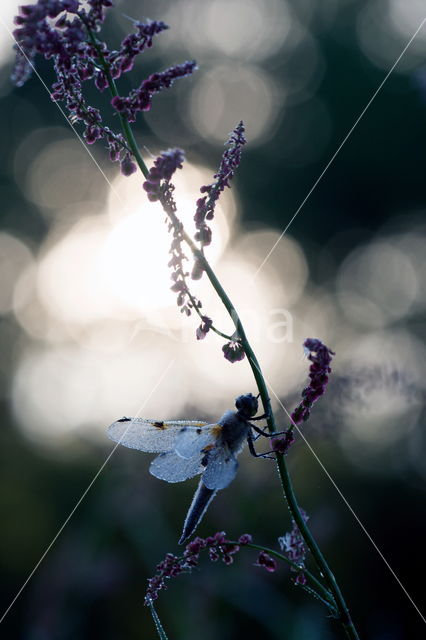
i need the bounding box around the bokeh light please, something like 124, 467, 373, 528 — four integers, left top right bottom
8, 122, 426, 462
0, 232, 33, 315
189, 63, 282, 145
336, 240, 419, 328
0, 1, 21, 71
357, 0, 426, 72
2, 3, 426, 638
2, 0, 424, 470
162, 0, 294, 62
335, 329, 425, 459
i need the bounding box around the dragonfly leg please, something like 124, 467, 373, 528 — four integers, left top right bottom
250, 412, 270, 421
250, 423, 289, 438
247, 433, 275, 460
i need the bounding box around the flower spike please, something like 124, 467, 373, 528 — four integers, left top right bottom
193, 121, 246, 250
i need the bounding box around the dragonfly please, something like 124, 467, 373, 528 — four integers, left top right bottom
107, 392, 284, 544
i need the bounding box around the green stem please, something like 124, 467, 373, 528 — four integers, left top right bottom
276, 456, 359, 638
86, 19, 360, 638
162, 224, 360, 639
65, 79, 133, 154
157, 202, 359, 638
182, 275, 235, 341
192, 255, 359, 639
171, 239, 360, 639
80, 15, 149, 178
181, 249, 360, 640
148, 603, 170, 640
228, 541, 336, 610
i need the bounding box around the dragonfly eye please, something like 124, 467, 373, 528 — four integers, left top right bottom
235, 392, 258, 418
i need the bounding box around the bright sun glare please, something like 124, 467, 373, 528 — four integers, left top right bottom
36, 163, 234, 325
101, 166, 232, 313
101, 211, 175, 311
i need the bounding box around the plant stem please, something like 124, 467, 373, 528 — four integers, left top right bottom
227, 541, 336, 610
179, 240, 360, 640
90, 23, 360, 638
149, 603, 170, 640
80, 15, 149, 178
189, 252, 360, 638
170, 234, 360, 639
186, 289, 235, 341
160, 205, 360, 640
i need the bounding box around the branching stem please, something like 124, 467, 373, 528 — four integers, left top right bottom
84, 19, 360, 639
227, 540, 336, 611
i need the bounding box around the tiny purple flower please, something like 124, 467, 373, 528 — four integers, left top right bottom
271, 428, 295, 455
81, 0, 114, 31
294, 573, 307, 586
191, 256, 205, 281
279, 509, 309, 584
120, 153, 137, 176
143, 148, 185, 201
222, 340, 245, 363
254, 551, 277, 573
185, 537, 206, 554
196, 316, 213, 340
208, 547, 220, 562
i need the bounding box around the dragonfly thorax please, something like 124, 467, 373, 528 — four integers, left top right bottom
218, 410, 251, 453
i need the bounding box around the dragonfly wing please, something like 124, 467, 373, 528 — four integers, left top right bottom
202, 446, 239, 490
175, 423, 222, 459
150, 451, 204, 483
107, 418, 208, 453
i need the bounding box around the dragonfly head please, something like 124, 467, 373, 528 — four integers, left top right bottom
235, 393, 259, 419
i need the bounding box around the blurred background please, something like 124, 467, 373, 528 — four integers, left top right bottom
0, 0, 425, 638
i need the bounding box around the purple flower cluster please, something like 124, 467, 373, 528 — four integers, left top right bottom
11, 1, 126, 170
12, 2, 195, 177
143, 149, 185, 202
293, 338, 334, 425
191, 121, 246, 282
11, 1, 115, 84
145, 532, 252, 604
111, 60, 197, 122
143, 149, 202, 317
13, 1, 122, 155
271, 338, 334, 454
12, 0, 82, 87
270, 428, 295, 455
169, 230, 198, 317
82, 0, 113, 31
278, 509, 309, 585
119, 153, 137, 176
105, 19, 168, 80
193, 121, 246, 249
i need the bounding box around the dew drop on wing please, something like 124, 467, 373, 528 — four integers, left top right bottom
150, 451, 204, 483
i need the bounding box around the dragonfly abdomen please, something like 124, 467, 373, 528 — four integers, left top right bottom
179, 479, 217, 544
